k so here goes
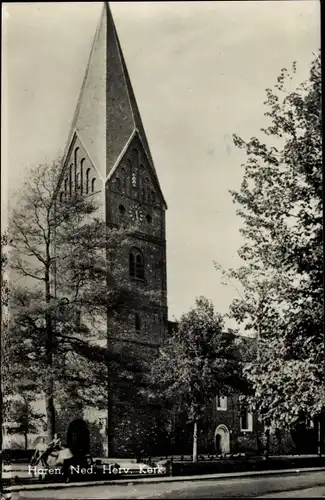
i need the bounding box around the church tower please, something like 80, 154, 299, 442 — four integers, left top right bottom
58, 3, 168, 455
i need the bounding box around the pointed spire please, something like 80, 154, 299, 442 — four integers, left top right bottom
64, 2, 159, 185
105, 3, 154, 167
64, 3, 108, 178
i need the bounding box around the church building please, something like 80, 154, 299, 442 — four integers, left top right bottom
55, 2, 169, 456
52, 3, 318, 460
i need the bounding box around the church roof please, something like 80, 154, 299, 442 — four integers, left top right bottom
63, 2, 165, 205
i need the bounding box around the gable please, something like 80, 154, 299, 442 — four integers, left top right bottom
58, 133, 103, 201
107, 133, 167, 209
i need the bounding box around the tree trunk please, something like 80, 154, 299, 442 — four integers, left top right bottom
106, 385, 114, 457
45, 259, 55, 442
106, 322, 114, 458
317, 418, 321, 457
192, 420, 198, 462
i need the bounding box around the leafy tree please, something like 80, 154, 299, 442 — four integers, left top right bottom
1, 229, 10, 453
216, 52, 323, 431
6, 395, 44, 451
7, 161, 150, 443
146, 297, 246, 461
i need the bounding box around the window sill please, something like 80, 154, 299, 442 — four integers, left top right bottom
241, 429, 253, 433
216, 408, 227, 412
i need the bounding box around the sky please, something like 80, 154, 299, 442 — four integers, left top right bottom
2, 1, 320, 324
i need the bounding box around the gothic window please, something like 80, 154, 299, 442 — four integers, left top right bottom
135, 313, 141, 332
132, 148, 138, 166
91, 178, 96, 192
129, 248, 144, 280
64, 178, 68, 193
74, 148, 79, 192
86, 168, 90, 194
131, 172, 137, 188
76, 172, 81, 190
146, 214, 152, 223
59, 192, 64, 202
216, 394, 227, 411
80, 158, 85, 192
151, 190, 156, 203
74, 147, 79, 167
240, 407, 253, 432
118, 204, 126, 215
69, 165, 73, 195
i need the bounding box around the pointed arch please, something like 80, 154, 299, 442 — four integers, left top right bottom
80, 158, 85, 194
131, 148, 138, 166
85, 168, 91, 194
129, 247, 144, 280
69, 164, 73, 195
74, 147, 79, 167
74, 148, 80, 192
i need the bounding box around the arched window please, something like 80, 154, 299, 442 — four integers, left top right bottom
76, 172, 80, 189
59, 192, 64, 202
129, 248, 144, 280
115, 177, 121, 191
91, 178, 96, 192
80, 158, 85, 193
69, 165, 73, 195
135, 313, 141, 332
74, 148, 79, 192
151, 190, 156, 203
74, 147, 79, 167
132, 148, 138, 166
64, 178, 68, 192
86, 168, 90, 194
240, 407, 253, 432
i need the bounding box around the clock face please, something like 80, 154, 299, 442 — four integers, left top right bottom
128, 204, 144, 222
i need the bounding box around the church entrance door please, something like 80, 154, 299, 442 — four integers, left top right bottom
67, 418, 90, 456
214, 425, 230, 454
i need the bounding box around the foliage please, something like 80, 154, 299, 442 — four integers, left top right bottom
216, 52, 323, 427
145, 297, 246, 459
1, 229, 10, 451
6, 161, 150, 439
5, 396, 44, 450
